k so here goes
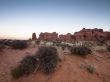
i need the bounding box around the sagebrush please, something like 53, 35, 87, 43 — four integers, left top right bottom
11, 40, 28, 49
107, 45, 110, 52
11, 55, 39, 78
11, 46, 59, 78
70, 45, 92, 56
36, 46, 59, 74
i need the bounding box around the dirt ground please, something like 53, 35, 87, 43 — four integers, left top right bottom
0, 47, 110, 82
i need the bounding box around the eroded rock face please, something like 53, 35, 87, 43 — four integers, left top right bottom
32, 28, 110, 42
74, 28, 110, 41
38, 32, 58, 41
32, 33, 37, 40
59, 33, 73, 42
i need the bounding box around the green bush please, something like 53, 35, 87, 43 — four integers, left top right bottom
36, 46, 59, 74
70, 45, 92, 56
11, 40, 28, 49
11, 55, 39, 78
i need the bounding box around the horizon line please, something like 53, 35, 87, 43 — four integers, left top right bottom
0, 28, 110, 40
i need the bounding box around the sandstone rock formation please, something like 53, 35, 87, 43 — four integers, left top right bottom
74, 28, 110, 41
38, 32, 58, 41
59, 33, 73, 42
32, 33, 37, 40
32, 28, 110, 42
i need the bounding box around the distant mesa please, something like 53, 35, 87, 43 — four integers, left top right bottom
32, 28, 110, 42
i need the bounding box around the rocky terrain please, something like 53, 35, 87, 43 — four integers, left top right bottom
0, 43, 110, 82
0, 28, 110, 82
32, 28, 110, 42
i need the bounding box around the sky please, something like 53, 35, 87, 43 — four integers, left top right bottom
0, 0, 110, 39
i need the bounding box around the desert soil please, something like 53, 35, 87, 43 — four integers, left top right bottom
0, 47, 110, 82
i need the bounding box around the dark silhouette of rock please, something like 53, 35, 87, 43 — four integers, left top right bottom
32, 33, 37, 40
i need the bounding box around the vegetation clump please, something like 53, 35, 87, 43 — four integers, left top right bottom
36, 46, 59, 74
11, 46, 59, 78
86, 65, 95, 74
70, 45, 92, 56
0, 44, 4, 52
80, 63, 95, 74
11, 40, 28, 49
107, 45, 110, 52
60, 44, 66, 51
11, 55, 39, 78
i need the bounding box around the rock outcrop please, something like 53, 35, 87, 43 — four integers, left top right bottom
59, 33, 73, 42
38, 32, 58, 41
74, 28, 110, 41
32, 33, 37, 40
32, 28, 110, 42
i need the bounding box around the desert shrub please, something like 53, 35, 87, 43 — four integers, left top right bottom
70, 45, 92, 56
107, 45, 110, 52
0, 40, 5, 50
86, 65, 95, 74
11, 40, 28, 49
67, 45, 73, 51
11, 55, 39, 78
80, 63, 95, 74
60, 44, 66, 50
36, 46, 59, 74
11, 66, 25, 78
55, 41, 61, 47
20, 55, 39, 74
0, 44, 5, 51
11, 46, 59, 78
96, 41, 104, 46
36, 40, 40, 45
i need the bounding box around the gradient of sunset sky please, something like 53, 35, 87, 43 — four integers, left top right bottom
0, 0, 110, 39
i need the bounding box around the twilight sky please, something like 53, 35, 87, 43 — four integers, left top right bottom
0, 0, 110, 39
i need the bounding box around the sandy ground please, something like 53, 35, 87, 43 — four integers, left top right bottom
0, 47, 110, 82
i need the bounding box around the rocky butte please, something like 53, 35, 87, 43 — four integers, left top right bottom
32, 28, 110, 42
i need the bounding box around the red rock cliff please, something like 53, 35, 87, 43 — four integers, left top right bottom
74, 28, 109, 41
38, 32, 58, 41
32, 28, 110, 42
